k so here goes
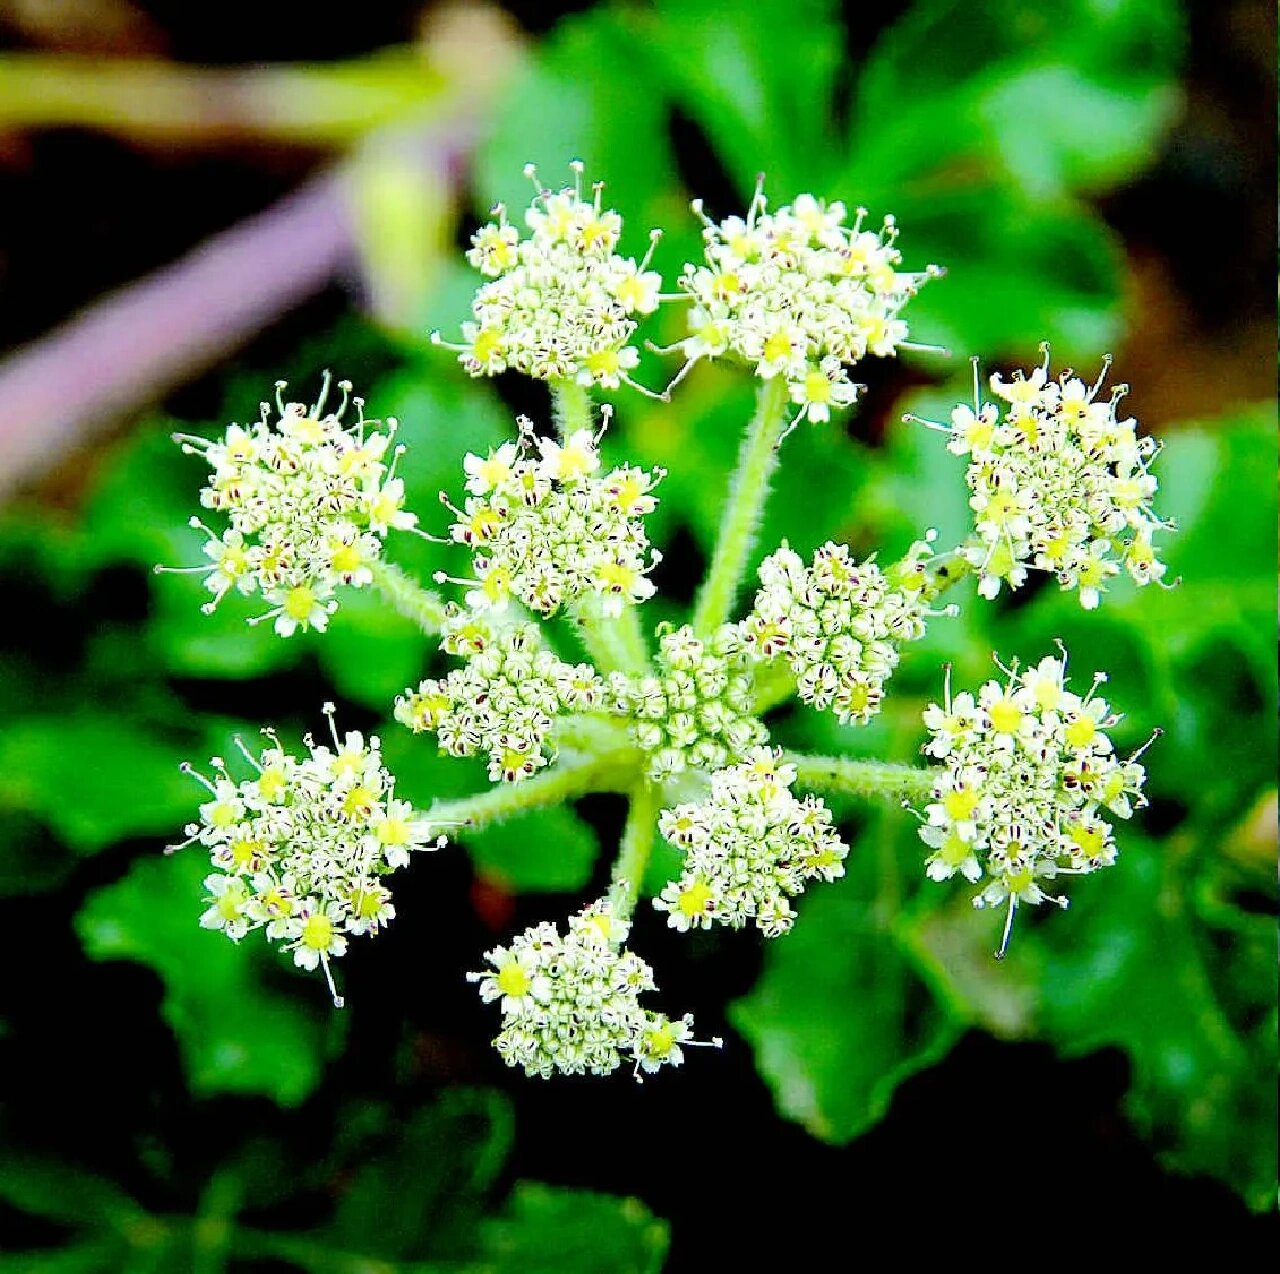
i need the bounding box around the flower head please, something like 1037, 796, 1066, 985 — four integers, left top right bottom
468, 898, 719, 1080
173, 704, 448, 1005
395, 616, 602, 783
607, 623, 768, 780
942, 354, 1171, 607
674, 182, 939, 419
654, 747, 848, 937
164, 377, 416, 636
435, 162, 663, 391
742, 535, 941, 724
917, 653, 1155, 956
437, 416, 662, 619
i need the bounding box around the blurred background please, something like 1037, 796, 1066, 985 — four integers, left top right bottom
0, 0, 1275, 1268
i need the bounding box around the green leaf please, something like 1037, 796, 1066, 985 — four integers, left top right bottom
76, 851, 335, 1105
852, 0, 1183, 198
314, 585, 428, 711
1034, 834, 1277, 1210
479, 1182, 669, 1274
0, 1155, 141, 1228
730, 819, 962, 1141
475, 7, 679, 242
326, 1089, 513, 1262
899, 191, 1122, 359
630, 0, 844, 193
0, 713, 196, 854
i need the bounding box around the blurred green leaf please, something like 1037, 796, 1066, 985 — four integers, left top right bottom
0, 713, 194, 854
852, 0, 1182, 197
475, 8, 679, 243
1034, 834, 1277, 1210
326, 1089, 513, 1263
380, 728, 600, 892
901, 192, 1122, 358
479, 1182, 669, 1274
0, 1155, 142, 1228
77, 851, 335, 1105
731, 818, 962, 1141
630, 0, 843, 192
315, 585, 428, 711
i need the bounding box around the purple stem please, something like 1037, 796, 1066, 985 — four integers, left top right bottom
0, 124, 471, 497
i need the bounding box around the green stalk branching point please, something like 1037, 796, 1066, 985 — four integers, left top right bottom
691, 375, 791, 637
573, 596, 650, 678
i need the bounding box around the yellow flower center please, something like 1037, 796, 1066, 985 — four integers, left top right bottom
283, 586, 315, 622
496, 962, 530, 998
988, 699, 1023, 734
301, 913, 334, 951
677, 881, 713, 918
1065, 716, 1097, 749
943, 787, 979, 821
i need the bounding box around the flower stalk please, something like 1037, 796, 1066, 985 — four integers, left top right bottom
691, 375, 791, 637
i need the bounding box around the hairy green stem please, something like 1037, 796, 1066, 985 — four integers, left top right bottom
691, 375, 791, 636
371, 559, 448, 635
572, 598, 649, 677
550, 377, 593, 441
425, 747, 640, 832
786, 752, 935, 802
608, 779, 659, 921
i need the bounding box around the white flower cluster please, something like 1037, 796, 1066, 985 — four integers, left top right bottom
468, 899, 716, 1080
166, 379, 416, 636
742, 537, 937, 724
675, 185, 937, 422
607, 624, 767, 780
173, 706, 445, 1004
654, 748, 848, 938
919, 653, 1151, 955
947, 361, 1169, 607
440, 421, 662, 618
435, 163, 662, 389
394, 619, 602, 783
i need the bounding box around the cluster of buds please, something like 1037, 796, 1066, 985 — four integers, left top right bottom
672, 184, 939, 423
172, 706, 446, 1004
607, 624, 767, 780
164, 378, 417, 636
468, 898, 719, 1079
742, 537, 939, 724
394, 619, 601, 783
918, 653, 1152, 955
434, 163, 663, 390
943, 358, 1170, 607
439, 420, 663, 618
654, 748, 848, 937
